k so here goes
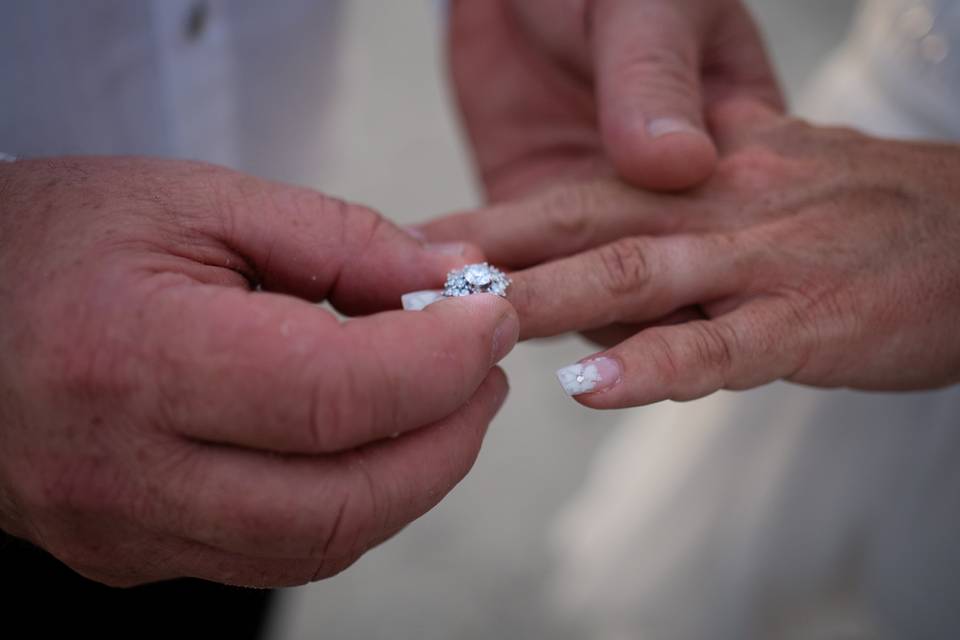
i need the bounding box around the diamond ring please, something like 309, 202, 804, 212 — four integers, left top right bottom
443, 263, 511, 298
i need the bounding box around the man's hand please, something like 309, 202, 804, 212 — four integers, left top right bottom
423, 101, 960, 406
0, 157, 518, 586
448, 0, 783, 198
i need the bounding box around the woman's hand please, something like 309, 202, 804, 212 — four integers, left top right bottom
0, 157, 518, 586
423, 101, 960, 406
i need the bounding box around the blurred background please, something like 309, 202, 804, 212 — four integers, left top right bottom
265, 1, 859, 639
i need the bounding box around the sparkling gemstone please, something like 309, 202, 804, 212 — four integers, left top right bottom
464, 264, 493, 286
442, 263, 510, 299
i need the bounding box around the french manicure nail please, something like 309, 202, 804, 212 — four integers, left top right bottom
647, 116, 702, 140
556, 357, 621, 396
425, 242, 466, 256
401, 290, 444, 311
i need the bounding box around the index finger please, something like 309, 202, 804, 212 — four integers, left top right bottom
141, 284, 518, 453
418, 180, 681, 269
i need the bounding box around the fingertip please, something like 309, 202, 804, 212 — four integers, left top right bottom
555, 356, 624, 403
553, 349, 668, 410
606, 119, 718, 191
427, 293, 519, 363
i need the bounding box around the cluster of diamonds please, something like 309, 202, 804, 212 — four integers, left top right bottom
443, 263, 511, 298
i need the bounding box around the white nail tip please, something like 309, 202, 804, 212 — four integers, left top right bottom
401, 290, 445, 311
556, 362, 603, 396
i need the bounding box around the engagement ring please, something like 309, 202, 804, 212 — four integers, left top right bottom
443, 263, 511, 298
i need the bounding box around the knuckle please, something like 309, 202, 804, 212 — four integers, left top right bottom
716, 146, 792, 195
242, 460, 381, 563
537, 184, 595, 243
307, 369, 344, 452
339, 201, 391, 250
308, 493, 353, 560
647, 321, 738, 401
647, 330, 683, 389
311, 457, 381, 562
688, 321, 737, 378
508, 275, 540, 326
218, 494, 331, 561
618, 47, 696, 99
779, 288, 847, 381
596, 237, 653, 297
307, 357, 384, 452
625, 45, 694, 77
185, 161, 252, 227
285, 189, 355, 238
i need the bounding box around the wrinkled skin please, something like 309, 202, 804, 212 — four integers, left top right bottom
425, 0, 960, 408
0, 157, 518, 586
426, 100, 960, 407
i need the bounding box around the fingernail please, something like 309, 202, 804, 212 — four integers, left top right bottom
491, 308, 519, 364
401, 290, 444, 311
556, 357, 621, 396
404, 227, 427, 243
425, 242, 466, 256
647, 117, 702, 139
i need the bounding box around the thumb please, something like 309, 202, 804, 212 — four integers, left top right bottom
591, 0, 718, 191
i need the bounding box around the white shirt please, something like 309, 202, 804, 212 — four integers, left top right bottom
0, 0, 342, 186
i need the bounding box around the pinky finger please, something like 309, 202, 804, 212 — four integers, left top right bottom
556, 303, 809, 408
